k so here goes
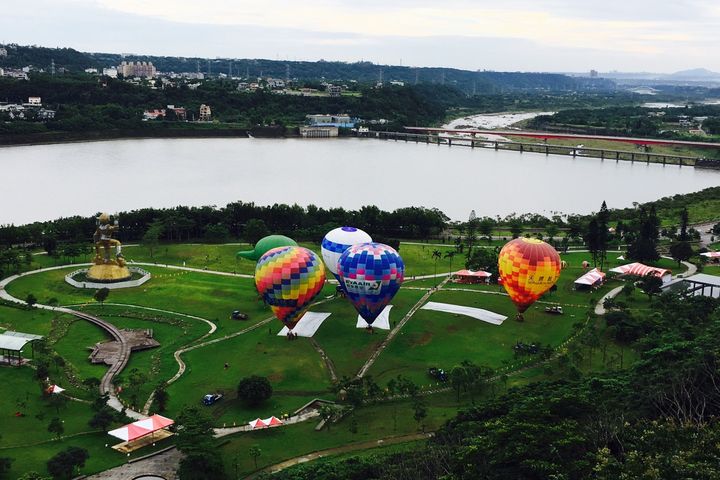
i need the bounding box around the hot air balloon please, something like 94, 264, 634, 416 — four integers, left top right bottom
237, 235, 297, 262
337, 243, 404, 326
321, 227, 373, 281
254, 246, 326, 331
498, 238, 561, 320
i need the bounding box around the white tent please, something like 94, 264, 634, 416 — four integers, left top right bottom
610, 262, 672, 283
277, 312, 331, 337
356, 305, 393, 330
574, 268, 606, 287
46, 385, 65, 394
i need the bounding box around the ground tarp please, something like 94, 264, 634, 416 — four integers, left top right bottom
356, 305, 393, 330
420, 302, 507, 325
277, 312, 331, 337
574, 268, 606, 286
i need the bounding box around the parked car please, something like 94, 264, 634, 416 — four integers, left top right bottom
231, 310, 248, 320
428, 367, 448, 382
202, 393, 223, 406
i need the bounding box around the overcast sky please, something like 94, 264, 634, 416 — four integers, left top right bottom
3, 0, 718, 73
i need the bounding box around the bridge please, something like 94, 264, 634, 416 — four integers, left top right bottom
404, 127, 720, 149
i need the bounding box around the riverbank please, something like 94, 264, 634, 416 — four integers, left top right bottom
0, 124, 301, 147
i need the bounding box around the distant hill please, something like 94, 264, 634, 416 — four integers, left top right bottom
0, 42, 615, 94
667, 68, 720, 81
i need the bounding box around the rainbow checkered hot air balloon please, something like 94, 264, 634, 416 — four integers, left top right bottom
254, 246, 326, 330
337, 243, 404, 325
498, 238, 561, 319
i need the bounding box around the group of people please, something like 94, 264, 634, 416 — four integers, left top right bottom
286, 331, 299, 340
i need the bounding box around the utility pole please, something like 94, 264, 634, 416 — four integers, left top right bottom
414, 69, 419, 85
196, 60, 200, 75
228, 61, 232, 77
285, 64, 290, 83
207, 59, 211, 76
379, 68, 383, 84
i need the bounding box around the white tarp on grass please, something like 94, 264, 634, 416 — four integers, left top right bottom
420, 301, 507, 325
277, 312, 331, 337
356, 305, 393, 330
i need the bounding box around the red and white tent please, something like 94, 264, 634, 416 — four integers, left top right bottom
701, 252, 720, 259
454, 269, 492, 284
610, 262, 672, 283
249, 418, 267, 429
46, 385, 65, 394
108, 414, 174, 442
248, 416, 284, 430
574, 268, 606, 287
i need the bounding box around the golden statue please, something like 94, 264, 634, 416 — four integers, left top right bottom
87, 213, 131, 282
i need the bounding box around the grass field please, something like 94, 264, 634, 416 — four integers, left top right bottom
0, 241, 692, 478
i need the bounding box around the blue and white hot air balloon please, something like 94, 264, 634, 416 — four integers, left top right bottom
337, 243, 404, 326
321, 226, 372, 281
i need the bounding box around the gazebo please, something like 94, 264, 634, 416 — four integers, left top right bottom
108, 414, 174, 453
0, 331, 43, 366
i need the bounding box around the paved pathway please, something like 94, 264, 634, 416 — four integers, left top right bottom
213, 411, 321, 438
245, 432, 433, 479
85, 447, 182, 480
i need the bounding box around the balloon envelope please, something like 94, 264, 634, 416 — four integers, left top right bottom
321, 226, 373, 277
337, 243, 404, 324
498, 238, 561, 313
238, 235, 297, 261
254, 246, 326, 329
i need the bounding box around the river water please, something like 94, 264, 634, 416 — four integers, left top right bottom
1, 137, 719, 225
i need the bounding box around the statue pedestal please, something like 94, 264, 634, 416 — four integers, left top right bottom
87, 264, 132, 282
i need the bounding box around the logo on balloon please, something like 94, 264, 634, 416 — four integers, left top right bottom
254, 246, 326, 330
337, 243, 404, 325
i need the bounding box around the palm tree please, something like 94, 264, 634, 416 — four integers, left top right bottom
444, 251, 456, 276
432, 249, 442, 282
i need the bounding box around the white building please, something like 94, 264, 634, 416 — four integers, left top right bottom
102, 67, 118, 78
27, 97, 42, 106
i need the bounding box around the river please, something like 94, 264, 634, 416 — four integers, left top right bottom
1, 137, 719, 225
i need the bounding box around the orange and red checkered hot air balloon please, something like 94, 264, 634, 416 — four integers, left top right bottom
498, 238, 561, 320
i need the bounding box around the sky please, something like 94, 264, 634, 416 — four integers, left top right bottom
2, 0, 719, 73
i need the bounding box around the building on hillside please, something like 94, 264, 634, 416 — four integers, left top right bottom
267, 78, 285, 89
143, 109, 166, 121
662, 273, 720, 299
199, 104, 212, 122
306, 114, 355, 127
299, 125, 339, 138
26, 97, 42, 106
0, 47, 7, 57
103, 67, 118, 78
85, 68, 98, 74
167, 105, 187, 121
36, 108, 56, 120
117, 61, 156, 78
326, 85, 342, 97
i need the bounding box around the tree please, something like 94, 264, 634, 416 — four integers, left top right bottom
237, 375, 273, 406
244, 219, 270, 245
637, 273, 663, 302
627, 206, 660, 263
444, 251, 456, 275
669, 241, 693, 266
450, 365, 467, 402
141, 221, 164, 259
249, 444, 262, 469
678, 207, 690, 241
176, 406, 224, 480
47, 417, 64, 439
204, 223, 230, 243
509, 220, 523, 239
412, 395, 428, 432
431, 249, 442, 281
93, 287, 109, 306
46, 447, 88, 480
25, 293, 37, 308
478, 218, 495, 244
0, 458, 12, 479
153, 384, 169, 413
88, 408, 114, 432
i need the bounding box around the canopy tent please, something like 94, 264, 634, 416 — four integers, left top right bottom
0, 331, 43, 366
701, 252, 720, 259
277, 312, 331, 337
574, 268, 606, 288
46, 385, 65, 394
610, 262, 672, 283
357, 305, 393, 330
420, 301, 507, 325
108, 414, 174, 442
453, 269, 492, 284
249, 416, 284, 430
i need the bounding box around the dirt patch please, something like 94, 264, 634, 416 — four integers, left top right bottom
410, 331, 433, 347
268, 372, 285, 382
446, 324, 460, 333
